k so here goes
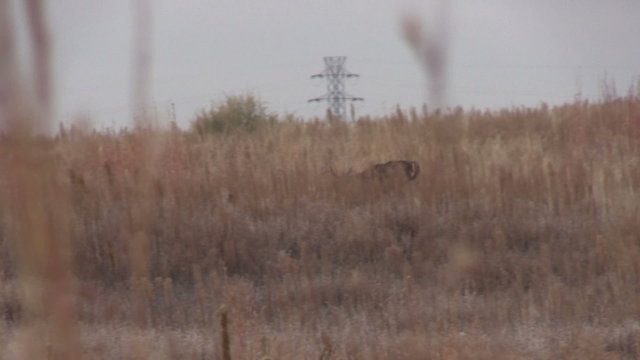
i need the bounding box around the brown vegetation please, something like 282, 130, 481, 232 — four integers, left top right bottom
2, 94, 640, 358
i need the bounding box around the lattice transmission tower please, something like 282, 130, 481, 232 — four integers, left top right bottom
308, 56, 363, 120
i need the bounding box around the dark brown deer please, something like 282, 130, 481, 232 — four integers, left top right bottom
331, 160, 421, 183
360, 160, 420, 182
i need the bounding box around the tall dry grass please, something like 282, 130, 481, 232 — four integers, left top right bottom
2, 93, 640, 358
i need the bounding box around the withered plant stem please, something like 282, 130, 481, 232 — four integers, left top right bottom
219, 305, 231, 360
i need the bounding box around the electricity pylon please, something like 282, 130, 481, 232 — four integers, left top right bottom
308, 56, 363, 120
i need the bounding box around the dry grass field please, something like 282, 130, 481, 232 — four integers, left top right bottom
2, 93, 640, 359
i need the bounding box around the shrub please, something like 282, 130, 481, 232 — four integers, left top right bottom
191, 94, 277, 135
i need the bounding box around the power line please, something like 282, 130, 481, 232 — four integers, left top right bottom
308, 56, 363, 120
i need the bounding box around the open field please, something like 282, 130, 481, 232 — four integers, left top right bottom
2, 94, 640, 359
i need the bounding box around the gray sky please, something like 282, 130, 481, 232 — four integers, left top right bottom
17, 0, 640, 128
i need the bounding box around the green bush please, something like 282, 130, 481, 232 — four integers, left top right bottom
191, 94, 277, 135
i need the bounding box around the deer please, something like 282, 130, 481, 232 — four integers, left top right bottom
330, 160, 421, 183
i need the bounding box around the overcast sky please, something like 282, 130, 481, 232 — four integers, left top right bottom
13, 0, 640, 129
